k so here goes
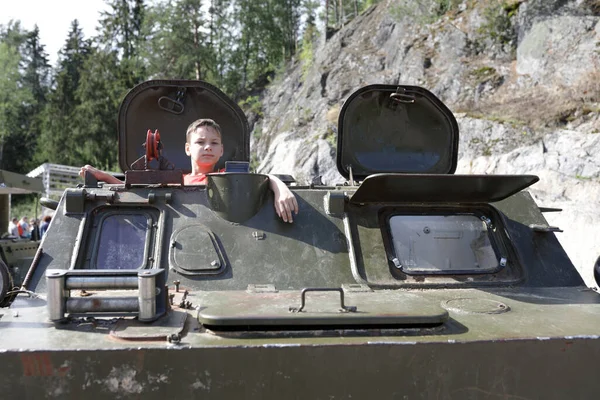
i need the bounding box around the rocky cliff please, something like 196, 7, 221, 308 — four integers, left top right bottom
252, 0, 600, 287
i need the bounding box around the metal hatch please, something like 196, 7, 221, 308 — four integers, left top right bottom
196, 289, 448, 329
350, 174, 540, 204
117, 80, 250, 173
337, 85, 459, 180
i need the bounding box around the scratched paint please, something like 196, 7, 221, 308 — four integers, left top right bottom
101, 366, 144, 394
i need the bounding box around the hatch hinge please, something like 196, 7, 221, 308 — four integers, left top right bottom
247, 284, 278, 293
342, 284, 373, 293
346, 164, 355, 186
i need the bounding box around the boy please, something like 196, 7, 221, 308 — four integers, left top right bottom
80, 118, 299, 223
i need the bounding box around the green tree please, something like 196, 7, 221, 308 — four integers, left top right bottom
143, 0, 212, 80
324, 0, 377, 30
300, 1, 320, 80
273, 0, 302, 61
228, 0, 302, 99
207, 0, 233, 87
99, 0, 147, 89
64, 0, 148, 170
0, 42, 33, 171
0, 20, 28, 53
17, 26, 51, 171
36, 21, 91, 166
100, 0, 146, 60
71, 48, 123, 170
0, 22, 34, 173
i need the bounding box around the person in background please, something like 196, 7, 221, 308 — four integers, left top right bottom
18, 216, 29, 238
8, 217, 19, 237
30, 219, 41, 241
40, 215, 52, 237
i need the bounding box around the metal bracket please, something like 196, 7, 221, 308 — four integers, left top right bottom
538, 207, 562, 213
64, 188, 87, 214
46, 269, 167, 323
252, 231, 266, 240
529, 224, 563, 233
324, 191, 346, 216
148, 192, 173, 204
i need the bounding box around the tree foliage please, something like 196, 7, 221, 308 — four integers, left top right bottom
0, 0, 376, 174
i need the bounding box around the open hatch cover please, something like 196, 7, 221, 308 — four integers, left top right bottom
350, 174, 539, 204
196, 289, 448, 329
118, 80, 250, 173
337, 85, 459, 180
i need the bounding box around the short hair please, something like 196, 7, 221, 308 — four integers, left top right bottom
186, 118, 222, 143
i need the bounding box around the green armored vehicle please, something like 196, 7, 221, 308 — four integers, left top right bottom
1, 81, 599, 398
0, 170, 42, 306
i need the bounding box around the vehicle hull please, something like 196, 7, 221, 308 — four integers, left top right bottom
1, 338, 597, 399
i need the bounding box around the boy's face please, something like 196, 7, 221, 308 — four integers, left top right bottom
185, 126, 224, 169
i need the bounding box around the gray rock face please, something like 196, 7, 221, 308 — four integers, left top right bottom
253, 0, 600, 286
517, 16, 600, 86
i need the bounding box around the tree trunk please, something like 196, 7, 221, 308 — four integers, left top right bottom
193, 13, 201, 80
325, 0, 329, 31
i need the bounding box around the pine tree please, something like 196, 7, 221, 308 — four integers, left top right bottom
100, 0, 146, 60
0, 22, 34, 173
144, 0, 213, 80
65, 0, 148, 171
207, 0, 233, 87
0, 42, 33, 171
16, 26, 51, 171
99, 0, 147, 89
71, 48, 123, 170
36, 21, 91, 167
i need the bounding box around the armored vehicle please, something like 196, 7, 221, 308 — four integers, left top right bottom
1, 81, 599, 399
0, 170, 43, 306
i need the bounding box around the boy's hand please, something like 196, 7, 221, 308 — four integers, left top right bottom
79, 165, 122, 184
269, 176, 299, 223
79, 165, 100, 179
274, 187, 299, 223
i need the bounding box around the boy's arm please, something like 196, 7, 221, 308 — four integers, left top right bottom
268, 175, 299, 223
79, 165, 122, 184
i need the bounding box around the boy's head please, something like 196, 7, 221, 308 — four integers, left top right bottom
186, 119, 222, 143
185, 118, 224, 172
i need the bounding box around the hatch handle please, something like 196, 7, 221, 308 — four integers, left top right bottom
390, 87, 415, 104
158, 87, 187, 115
158, 96, 185, 114
289, 288, 357, 313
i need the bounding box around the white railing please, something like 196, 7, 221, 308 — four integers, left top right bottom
27, 163, 83, 198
